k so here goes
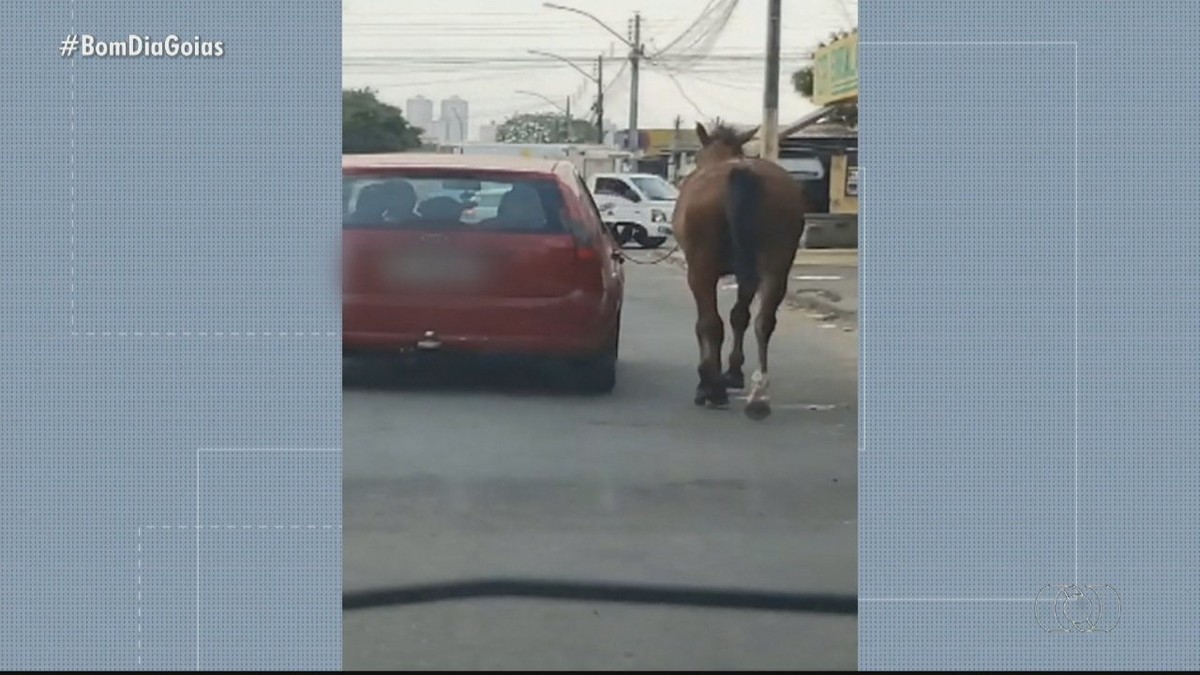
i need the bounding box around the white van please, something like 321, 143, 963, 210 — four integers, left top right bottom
587, 173, 678, 249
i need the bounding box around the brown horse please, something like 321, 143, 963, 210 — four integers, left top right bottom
672, 122, 809, 420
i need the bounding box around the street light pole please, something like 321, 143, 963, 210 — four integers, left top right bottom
595, 55, 604, 143
527, 48, 607, 145
761, 0, 783, 161
541, 3, 639, 152
565, 97, 572, 142
515, 89, 572, 142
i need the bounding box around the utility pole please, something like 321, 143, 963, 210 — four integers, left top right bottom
564, 97, 572, 142
539, 4, 639, 151
761, 0, 782, 161
595, 55, 604, 144
628, 12, 642, 155
669, 114, 682, 182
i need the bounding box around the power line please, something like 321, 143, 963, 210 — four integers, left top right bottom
665, 73, 707, 119
649, 0, 741, 71
682, 71, 764, 92
649, 0, 726, 57
397, 61, 631, 129
343, 56, 813, 71
344, 51, 811, 61
342, 16, 681, 25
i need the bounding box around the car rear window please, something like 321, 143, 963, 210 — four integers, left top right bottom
343, 172, 567, 233
477, 192, 504, 208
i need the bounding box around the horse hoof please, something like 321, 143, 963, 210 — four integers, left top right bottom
706, 388, 730, 409
744, 399, 772, 420
723, 371, 745, 390
694, 387, 709, 406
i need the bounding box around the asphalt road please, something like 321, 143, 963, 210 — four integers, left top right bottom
343, 258, 859, 671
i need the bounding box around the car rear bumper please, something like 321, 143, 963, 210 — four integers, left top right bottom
343, 291, 618, 358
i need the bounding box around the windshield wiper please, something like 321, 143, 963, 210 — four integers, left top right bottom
343, 578, 856, 615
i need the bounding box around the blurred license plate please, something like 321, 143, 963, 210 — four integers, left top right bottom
388, 250, 482, 284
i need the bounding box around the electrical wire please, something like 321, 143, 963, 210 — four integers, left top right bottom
665, 73, 708, 119
344, 52, 812, 64
646, 0, 741, 73
649, 0, 725, 57
343, 3, 826, 134
683, 71, 764, 92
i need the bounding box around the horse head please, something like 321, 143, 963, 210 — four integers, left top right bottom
693, 122, 760, 167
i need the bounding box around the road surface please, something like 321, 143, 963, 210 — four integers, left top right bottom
343, 258, 859, 670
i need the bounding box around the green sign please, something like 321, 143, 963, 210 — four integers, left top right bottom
812, 33, 858, 104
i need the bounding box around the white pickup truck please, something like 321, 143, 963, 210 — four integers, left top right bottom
587, 172, 678, 249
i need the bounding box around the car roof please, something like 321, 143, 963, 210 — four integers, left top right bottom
343, 152, 568, 174
592, 172, 661, 180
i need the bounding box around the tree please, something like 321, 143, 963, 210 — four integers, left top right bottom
496, 112, 596, 144
792, 66, 857, 128
343, 87, 423, 153
792, 29, 858, 128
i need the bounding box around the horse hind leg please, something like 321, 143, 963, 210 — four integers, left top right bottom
724, 286, 755, 390
695, 311, 729, 409
745, 275, 787, 421
689, 268, 729, 409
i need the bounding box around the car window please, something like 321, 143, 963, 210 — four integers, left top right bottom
477, 192, 505, 208
574, 176, 604, 229
778, 157, 825, 181
604, 179, 640, 202
343, 173, 567, 233
593, 178, 626, 196
576, 175, 619, 246
629, 175, 678, 201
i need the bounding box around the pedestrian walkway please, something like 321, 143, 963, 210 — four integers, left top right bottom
789, 249, 857, 326
666, 247, 859, 329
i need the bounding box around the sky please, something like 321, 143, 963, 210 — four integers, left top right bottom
343, 0, 858, 140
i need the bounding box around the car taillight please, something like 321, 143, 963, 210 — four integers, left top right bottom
555, 180, 603, 263
574, 244, 598, 261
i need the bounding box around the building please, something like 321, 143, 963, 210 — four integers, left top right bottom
432, 119, 450, 143
612, 126, 702, 180
793, 28, 858, 248
478, 121, 498, 143
404, 95, 434, 139
439, 96, 469, 144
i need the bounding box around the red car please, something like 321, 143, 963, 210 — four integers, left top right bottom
342, 153, 625, 393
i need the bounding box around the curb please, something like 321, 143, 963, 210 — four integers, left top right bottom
668, 250, 857, 321
794, 249, 858, 267
787, 292, 857, 322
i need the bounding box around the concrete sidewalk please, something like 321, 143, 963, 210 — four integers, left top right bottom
664, 248, 858, 328
787, 249, 858, 327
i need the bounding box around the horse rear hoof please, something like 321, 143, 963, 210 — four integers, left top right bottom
705, 398, 731, 410
744, 399, 772, 420
722, 371, 745, 390
696, 383, 730, 408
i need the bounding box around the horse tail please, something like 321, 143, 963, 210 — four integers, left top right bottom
725, 166, 761, 293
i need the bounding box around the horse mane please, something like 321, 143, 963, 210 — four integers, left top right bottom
706, 123, 749, 148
